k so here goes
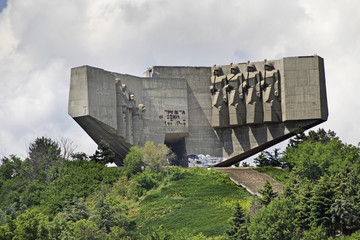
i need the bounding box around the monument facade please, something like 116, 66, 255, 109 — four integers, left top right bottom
68, 56, 328, 166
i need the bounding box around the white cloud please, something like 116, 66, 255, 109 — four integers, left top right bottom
1, 0, 360, 158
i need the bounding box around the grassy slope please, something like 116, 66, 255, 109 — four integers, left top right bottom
254, 166, 291, 185
132, 168, 251, 238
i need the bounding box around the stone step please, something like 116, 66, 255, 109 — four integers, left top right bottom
214, 167, 283, 196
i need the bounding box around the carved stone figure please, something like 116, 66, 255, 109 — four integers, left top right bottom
210, 66, 229, 127
115, 78, 127, 139
225, 63, 246, 126
132, 103, 146, 146
261, 61, 282, 122
115, 79, 145, 145
245, 63, 263, 124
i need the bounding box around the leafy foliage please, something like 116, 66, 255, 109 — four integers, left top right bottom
123, 146, 143, 178
142, 141, 170, 172
13, 208, 50, 240
0, 155, 22, 182
282, 137, 359, 180
248, 197, 297, 240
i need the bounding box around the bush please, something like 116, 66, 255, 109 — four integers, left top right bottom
131, 169, 164, 197
166, 166, 186, 181
301, 226, 327, 240
123, 146, 143, 178
142, 141, 170, 172
248, 197, 297, 240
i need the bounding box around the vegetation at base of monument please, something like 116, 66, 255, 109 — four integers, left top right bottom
0, 137, 130, 239
0, 137, 249, 239
123, 141, 170, 179
133, 167, 251, 238
228, 128, 360, 240
3, 128, 360, 239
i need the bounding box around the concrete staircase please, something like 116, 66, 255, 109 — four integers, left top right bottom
214, 167, 283, 196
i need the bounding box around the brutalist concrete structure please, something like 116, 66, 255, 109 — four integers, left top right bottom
68, 56, 328, 166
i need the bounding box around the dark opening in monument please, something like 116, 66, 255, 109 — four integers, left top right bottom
164, 133, 187, 167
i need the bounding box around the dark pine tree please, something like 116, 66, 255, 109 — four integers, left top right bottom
310, 175, 335, 235
258, 179, 278, 206
91, 140, 115, 165
226, 203, 249, 240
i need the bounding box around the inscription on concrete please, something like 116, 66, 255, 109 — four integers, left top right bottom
162, 109, 187, 126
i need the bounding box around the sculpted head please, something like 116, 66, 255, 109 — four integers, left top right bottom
230, 64, 240, 75
265, 62, 275, 71
213, 65, 224, 77
247, 64, 257, 72
129, 93, 135, 101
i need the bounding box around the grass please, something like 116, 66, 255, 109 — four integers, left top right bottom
254, 166, 291, 185
131, 168, 251, 238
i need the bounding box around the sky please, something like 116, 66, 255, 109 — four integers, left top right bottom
0, 0, 359, 159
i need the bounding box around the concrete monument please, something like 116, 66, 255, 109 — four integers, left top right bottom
68, 56, 328, 166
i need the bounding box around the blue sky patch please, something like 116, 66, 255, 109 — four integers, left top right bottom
0, 0, 7, 13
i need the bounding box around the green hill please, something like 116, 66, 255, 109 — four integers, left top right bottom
132, 167, 251, 238
0, 151, 252, 239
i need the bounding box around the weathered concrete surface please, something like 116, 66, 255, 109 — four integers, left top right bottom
68, 56, 328, 166
214, 167, 283, 196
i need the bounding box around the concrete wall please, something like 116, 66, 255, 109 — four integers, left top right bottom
69, 56, 328, 166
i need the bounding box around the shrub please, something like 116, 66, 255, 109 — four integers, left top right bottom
166, 166, 186, 181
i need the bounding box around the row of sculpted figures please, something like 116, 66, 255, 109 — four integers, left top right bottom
115, 78, 146, 145
210, 61, 281, 128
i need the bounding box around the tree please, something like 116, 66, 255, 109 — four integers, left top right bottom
64, 219, 106, 240
60, 197, 89, 222
248, 197, 297, 240
287, 128, 337, 148
0, 221, 15, 240
301, 226, 328, 240
295, 181, 313, 232
58, 136, 78, 159
0, 155, 22, 181
330, 199, 354, 236
24, 137, 62, 181
123, 146, 143, 178
342, 167, 360, 234
309, 175, 335, 234
226, 203, 249, 240
254, 148, 281, 167
141, 141, 170, 172
71, 152, 89, 161
89, 193, 129, 233
91, 140, 115, 165
253, 152, 269, 167
282, 138, 356, 180
13, 208, 50, 240
258, 180, 278, 206
241, 162, 250, 167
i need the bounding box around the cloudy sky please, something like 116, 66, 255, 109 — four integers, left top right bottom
0, 0, 359, 158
